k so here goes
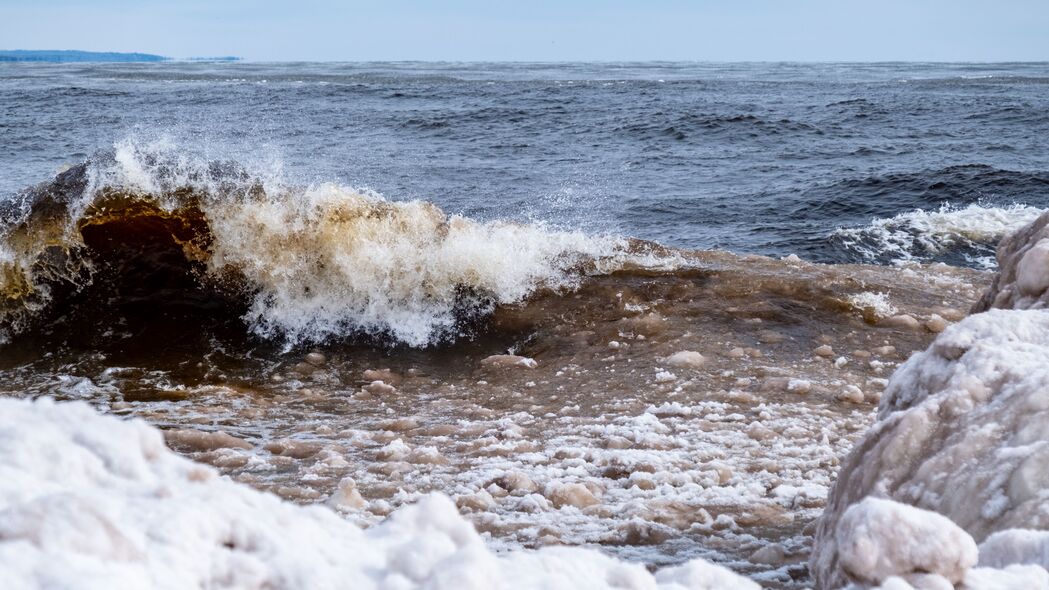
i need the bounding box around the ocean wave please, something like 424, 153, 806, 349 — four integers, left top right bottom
0, 138, 681, 348
830, 203, 1044, 269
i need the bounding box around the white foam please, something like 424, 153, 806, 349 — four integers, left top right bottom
846, 291, 899, 318
833, 203, 1044, 268
0, 397, 757, 590
203, 182, 640, 347
0, 136, 686, 347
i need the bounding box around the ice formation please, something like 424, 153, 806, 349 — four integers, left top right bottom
974, 210, 1049, 312
0, 397, 758, 590
812, 208, 1049, 588
810, 310, 1049, 587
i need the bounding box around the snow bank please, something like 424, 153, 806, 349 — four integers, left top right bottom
0, 397, 756, 590
974, 209, 1049, 312
833, 497, 976, 585
810, 309, 1049, 588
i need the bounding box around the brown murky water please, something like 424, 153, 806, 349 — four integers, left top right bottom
0, 241, 988, 588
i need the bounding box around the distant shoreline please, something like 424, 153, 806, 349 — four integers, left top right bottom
0, 50, 241, 63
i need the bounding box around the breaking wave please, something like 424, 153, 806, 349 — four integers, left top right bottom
829, 203, 1044, 269
0, 138, 680, 347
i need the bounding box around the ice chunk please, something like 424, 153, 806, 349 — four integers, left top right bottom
834, 497, 977, 585
979, 529, 1049, 570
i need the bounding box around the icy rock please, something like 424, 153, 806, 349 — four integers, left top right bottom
814, 344, 835, 358
407, 446, 447, 465
745, 421, 777, 441
362, 368, 403, 385
834, 497, 977, 585
613, 519, 676, 545
305, 351, 326, 366
629, 473, 656, 490
787, 379, 812, 394
545, 482, 601, 509
381, 417, 419, 432
726, 347, 746, 358
811, 310, 1049, 588
748, 543, 787, 566
263, 438, 322, 459
925, 314, 948, 333
837, 385, 865, 404
480, 354, 538, 369
328, 477, 366, 510
664, 350, 706, 369
978, 528, 1049, 570
496, 471, 539, 494
714, 465, 733, 485
654, 370, 677, 383
376, 438, 411, 461
880, 314, 921, 331
975, 210, 1049, 311
164, 428, 252, 451
363, 380, 397, 395
0, 398, 754, 590
455, 490, 496, 512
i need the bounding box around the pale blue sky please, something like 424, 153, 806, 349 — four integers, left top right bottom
1, 0, 1046, 62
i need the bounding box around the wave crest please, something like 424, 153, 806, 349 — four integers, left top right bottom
0, 140, 679, 347
829, 203, 1044, 269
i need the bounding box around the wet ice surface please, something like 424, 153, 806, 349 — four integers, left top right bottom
0, 251, 988, 588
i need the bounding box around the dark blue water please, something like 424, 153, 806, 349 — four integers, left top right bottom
3, 61, 1049, 266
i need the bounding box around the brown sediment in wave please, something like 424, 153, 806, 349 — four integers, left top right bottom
0, 232, 990, 587
0, 157, 993, 588
0, 159, 665, 347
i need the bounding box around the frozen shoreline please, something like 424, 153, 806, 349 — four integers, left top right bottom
0, 396, 756, 590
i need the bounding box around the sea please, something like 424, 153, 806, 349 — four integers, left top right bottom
4, 61, 1049, 268
0, 61, 1045, 587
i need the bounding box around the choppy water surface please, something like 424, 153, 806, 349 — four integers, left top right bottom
0, 62, 1041, 587
3, 61, 1049, 266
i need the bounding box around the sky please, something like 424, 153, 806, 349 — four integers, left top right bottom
1, 0, 1047, 62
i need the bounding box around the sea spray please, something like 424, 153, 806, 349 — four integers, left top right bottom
0, 141, 683, 347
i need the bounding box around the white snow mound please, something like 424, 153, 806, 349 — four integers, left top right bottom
0, 397, 755, 590
835, 497, 977, 585
975, 209, 1049, 312
811, 309, 1049, 588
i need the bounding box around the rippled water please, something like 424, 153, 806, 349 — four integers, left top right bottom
0, 61, 1040, 587
4, 61, 1049, 266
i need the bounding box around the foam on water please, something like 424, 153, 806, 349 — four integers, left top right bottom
831, 203, 1045, 269
0, 138, 682, 347
204, 184, 638, 347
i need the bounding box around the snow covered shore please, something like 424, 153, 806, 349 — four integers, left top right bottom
812, 210, 1049, 589
0, 397, 756, 590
